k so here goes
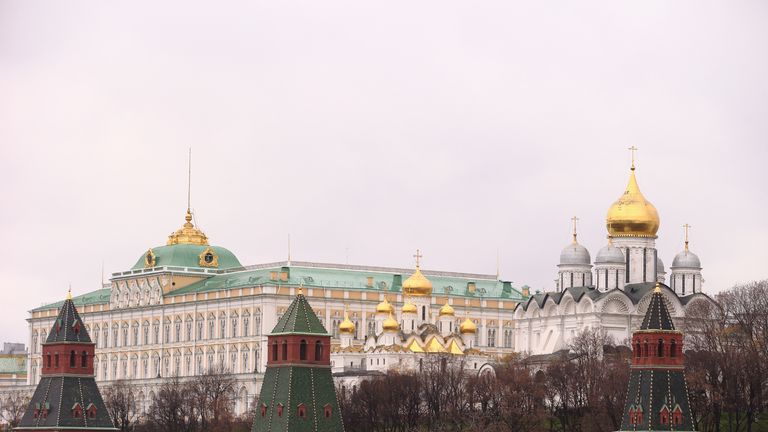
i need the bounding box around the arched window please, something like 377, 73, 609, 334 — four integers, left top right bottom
658, 339, 664, 357
670, 339, 677, 358
70, 350, 76, 368
281, 340, 287, 361
644, 340, 649, 358
635, 342, 641, 358
81, 351, 88, 368
315, 340, 323, 361
47, 354, 51, 368
272, 341, 278, 361
297, 404, 306, 418
55, 353, 59, 368
324, 404, 332, 418
299, 340, 307, 360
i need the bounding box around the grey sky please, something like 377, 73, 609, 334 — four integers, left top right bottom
1, 1, 767, 343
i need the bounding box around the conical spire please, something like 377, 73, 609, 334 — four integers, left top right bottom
270, 291, 329, 335
640, 284, 675, 331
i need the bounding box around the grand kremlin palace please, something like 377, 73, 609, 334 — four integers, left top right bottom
21, 158, 715, 416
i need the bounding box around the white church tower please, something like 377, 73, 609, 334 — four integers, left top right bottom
670, 224, 703, 296
605, 148, 661, 286
556, 217, 592, 291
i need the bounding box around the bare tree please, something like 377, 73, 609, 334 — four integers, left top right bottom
190, 365, 236, 432
104, 380, 138, 431
1, 390, 30, 429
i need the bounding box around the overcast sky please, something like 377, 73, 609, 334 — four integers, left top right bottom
1, 1, 767, 343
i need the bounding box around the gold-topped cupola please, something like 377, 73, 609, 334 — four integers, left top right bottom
167, 209, 210, 246
402, 249, 433, 297
606, 147, 660, 237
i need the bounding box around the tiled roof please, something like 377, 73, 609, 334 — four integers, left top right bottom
45, 299, 93, 344
640, 286, 675, 331
271, 293, 329, 335
253, 365, 344, 432
18, 376, 116, 430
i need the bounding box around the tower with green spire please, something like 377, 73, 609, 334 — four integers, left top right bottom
619, 284, 695, 431
252, 290, 345, 432
16, 293, 117, 431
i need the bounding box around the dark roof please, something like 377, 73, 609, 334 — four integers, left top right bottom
270, 293, 329, 335
17, 376, 116, 430
620, 369, 695, 431
515, 282, 689, 312
640, 286, 675, 331
253, 365, 344, 432
45, 298, 92, 344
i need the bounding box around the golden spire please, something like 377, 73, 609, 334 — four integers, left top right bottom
402, 294, 417, 314
382, 311, 399, 332
376, 297, 394, 314
439, 300, 455, 317
571, 216, 579, 244
167, 149, 209, 246
67, 287, 72, 300
339, 305, 356, 334
683, 223, 691, 252
403, 249, 433, 297
606, 149, 660, 237
654, 282, 662, 294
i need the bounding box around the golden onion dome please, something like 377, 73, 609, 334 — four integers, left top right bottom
376, 298, 394, 314
403, 266, 433, 297
459, 317, 477, 334
382, 313, 399, 332
439, 302, 455, 317
167, 210, 209, 246
402, 300, 417, 314
339, 311, 356, 335
606, 165, 660, 237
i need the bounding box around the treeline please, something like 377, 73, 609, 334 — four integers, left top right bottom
685, 280, 768, 432
339, 328, 629, 432
102, 366, 251, 432
339, 280, 768, 432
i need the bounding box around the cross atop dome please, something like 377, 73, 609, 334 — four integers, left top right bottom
628, 145, 638, 170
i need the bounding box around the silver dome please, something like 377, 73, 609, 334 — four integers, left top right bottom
595, 244, 624, 264
657, 257, 665, 273
560, 242, 591, 265
672, 250, 701, 269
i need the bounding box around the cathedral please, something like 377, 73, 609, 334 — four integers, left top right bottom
19, 154, 715, 414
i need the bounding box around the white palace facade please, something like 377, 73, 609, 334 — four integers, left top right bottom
19, 156, 715, 415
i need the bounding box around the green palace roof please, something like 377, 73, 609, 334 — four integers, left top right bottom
131, 244, 242, 270
172, 261, 527, 300
33, 262, 527, 312
32, 289, 111, 312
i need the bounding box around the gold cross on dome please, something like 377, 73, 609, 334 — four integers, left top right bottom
628, 146, 638, 169
683, 224, 691, 251
571, 216, 579, 243
413, 249, 423, 268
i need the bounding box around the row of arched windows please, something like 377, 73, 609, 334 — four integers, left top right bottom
45, 350, 88, 369
634, 338, 678, 358
270, 340, 324, 362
